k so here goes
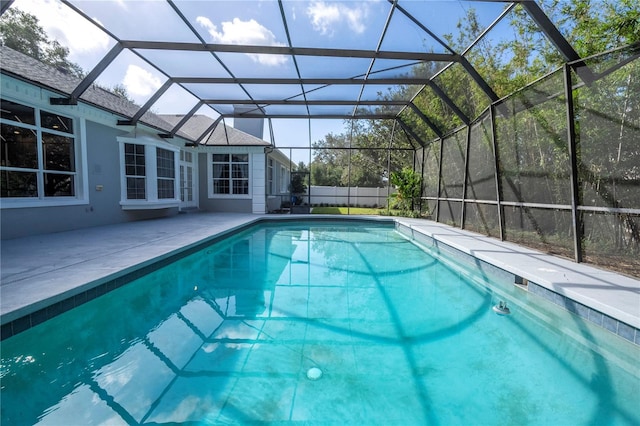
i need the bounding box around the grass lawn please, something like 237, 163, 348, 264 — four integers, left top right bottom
311, 206, 397, 215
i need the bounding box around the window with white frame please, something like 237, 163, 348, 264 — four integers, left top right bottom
1, 98, 79, 202
180, 150, 194, 203
156, 147, 175, 199
280, 165, 289, 193
267, 158, 274, 195
124, 143, 146, 199
212, 153, 249, 195
119, 134, 179, 209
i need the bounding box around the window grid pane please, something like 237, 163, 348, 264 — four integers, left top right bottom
40, 110, 73, 134
232, 179, 249, 194
1, 170, 37, 197
214, 179, 229, 194
1, 99, 77, 200
156, 148, 175, 178
42, 133, 75, 172
1, 99, 35, 125
156, 148, 175, 199
212, 153, 250, 195
157, 178, 175, 199
126, 177, 146, 199
125, 143, 146, 199
1, 124, 38, 169
44, 173, 74, 197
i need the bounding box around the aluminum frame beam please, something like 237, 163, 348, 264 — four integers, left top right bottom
174, 77, 431, 85
50, 43, 124, 105
427, 81, 470, 125
162, 100, 204, 138
396, 117, 428, 148
407, 104, 443, 139
119, 40, 458, 63
195, 116, 223, 145
222, 113, 400, 120
520, 1, 580, 63
1, 0, 15, 15
118, 79, 173, 126
393, 0, 500, 107
203, 99, 410, 106
277, 0, 310, 117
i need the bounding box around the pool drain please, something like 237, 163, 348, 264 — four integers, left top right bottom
306, 367, 323, 380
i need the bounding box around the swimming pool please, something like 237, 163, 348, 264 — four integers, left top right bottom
1, 220, 639, 424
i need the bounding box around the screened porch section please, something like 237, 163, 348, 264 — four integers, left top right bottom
0, 0, 638, 277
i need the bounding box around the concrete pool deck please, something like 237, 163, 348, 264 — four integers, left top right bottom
1, 213, 639, 340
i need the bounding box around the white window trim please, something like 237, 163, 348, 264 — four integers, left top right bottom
280, 165, 289, 194
267, 158, 274, 196
179, 148, 199, 209
118, 132, 180, 210
0, 98, 89, 209
207, 151, 253, 199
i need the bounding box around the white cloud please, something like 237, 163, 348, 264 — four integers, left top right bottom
12, 0, 110, 56
196, 16, 287, 67
306, 1, 367, 36
123, 65, 162, 99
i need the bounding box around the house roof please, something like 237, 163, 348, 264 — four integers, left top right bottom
159, 114, 270, 146
0, 45, 196, 141
1, 45, 277, 148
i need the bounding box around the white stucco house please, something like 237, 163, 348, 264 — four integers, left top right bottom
0, 46, 292, 240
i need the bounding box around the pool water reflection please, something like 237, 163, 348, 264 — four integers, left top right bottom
1, 222, 639, 425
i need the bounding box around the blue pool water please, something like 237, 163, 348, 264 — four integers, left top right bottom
1, 221, 639, 425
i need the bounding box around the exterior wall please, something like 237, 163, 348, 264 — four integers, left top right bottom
0, 79, 181, 239
1, 77, 287, 236
196, 151, 253, 213
252, 154, 266, 214
1, 120, 179, 239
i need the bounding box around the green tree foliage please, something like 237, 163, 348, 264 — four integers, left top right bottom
393, 1, 639, 264
390, 167, 422, 212
311, 120, 414, 187
0, 8, 84, 78
0, 7, 131, 99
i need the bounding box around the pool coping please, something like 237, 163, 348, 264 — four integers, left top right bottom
1, 213, 638, 344
394, 218, 640, 346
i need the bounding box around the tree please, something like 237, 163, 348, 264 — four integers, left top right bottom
288, 161, 309, 206
311, 120, 414, 187
0, 7, 130, 100
0, 8, 84, 78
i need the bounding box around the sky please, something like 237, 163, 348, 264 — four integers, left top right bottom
7, 0, 511, 164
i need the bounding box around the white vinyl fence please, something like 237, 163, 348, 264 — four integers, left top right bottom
308, 186, 396, 207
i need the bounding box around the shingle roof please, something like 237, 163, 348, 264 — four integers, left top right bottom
1, 46, 273, 147
0, 46, 190, 140
159, 114, 270, 147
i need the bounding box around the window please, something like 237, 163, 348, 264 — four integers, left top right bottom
156, 147, 175, 199
1, 99, 78, 202
179, 150, 195, 206
212, 153, 249, 195
280, 165, 289, 193
124, 143, 146, 199
119, 133, 179, 209
267, 158, 274, 195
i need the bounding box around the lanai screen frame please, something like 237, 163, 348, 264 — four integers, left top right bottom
2, 0, 582, 140
1, 0, 638, 274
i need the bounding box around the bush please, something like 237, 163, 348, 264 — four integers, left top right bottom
389, 168, 422, 215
